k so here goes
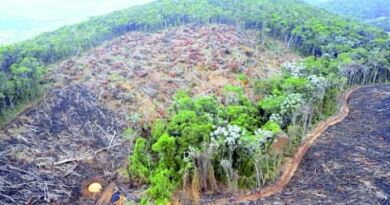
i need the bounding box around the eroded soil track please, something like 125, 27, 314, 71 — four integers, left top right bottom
243, 85, 390, 205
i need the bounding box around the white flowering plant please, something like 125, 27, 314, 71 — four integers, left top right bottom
306, 74, 329, 100
282, 62, 306, 77
210, 124, 245, 153
280, 93, 304, 115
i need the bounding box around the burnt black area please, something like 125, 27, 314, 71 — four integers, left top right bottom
250, 85, 390, 205
0, 86, 127, 205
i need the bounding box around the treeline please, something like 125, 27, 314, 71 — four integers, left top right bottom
1, 0, 389, 119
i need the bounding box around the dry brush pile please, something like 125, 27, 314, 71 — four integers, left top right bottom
0, 86, 128, 204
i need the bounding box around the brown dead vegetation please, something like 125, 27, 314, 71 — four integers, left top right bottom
0, 86, 130, 204
48, 24, 299, 128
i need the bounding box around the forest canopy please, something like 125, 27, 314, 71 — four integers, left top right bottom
305, 0, 390, 31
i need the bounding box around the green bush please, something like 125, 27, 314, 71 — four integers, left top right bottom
152, 133, 177, 169
262, 121, 281, 133
259, 95, 286, 114
143, 168, 177, 205
128, 138, 150, 183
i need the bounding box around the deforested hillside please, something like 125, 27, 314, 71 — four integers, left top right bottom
1, 0, 389, 120
0, 24, 298, 204
0, 0, 390, 205
48, 25, 298, 124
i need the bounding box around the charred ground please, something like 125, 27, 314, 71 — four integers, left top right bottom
0, 86, 129, 204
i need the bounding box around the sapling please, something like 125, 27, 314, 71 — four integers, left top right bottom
128, 138, 151, 183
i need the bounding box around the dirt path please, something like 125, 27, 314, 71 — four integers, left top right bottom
212, 84, 390, 205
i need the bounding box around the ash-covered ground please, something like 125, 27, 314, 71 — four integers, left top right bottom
0, 86, 131, 205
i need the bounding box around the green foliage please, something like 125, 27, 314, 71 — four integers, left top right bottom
262, 121, 281, 134
171, 91, 195, 113
227, 105, 258, 130
223, 85, 251, 106
143, 168, 176, 205
151, 119, 166, 143
193, 96, 220, 117
0, 56, 44, 119
152, 133, 177, 169
322, 87, 339, 117
255, 75, 283, 96
282, 77, 309, 94
128, 138, 150, 183
259, 95, 286, 114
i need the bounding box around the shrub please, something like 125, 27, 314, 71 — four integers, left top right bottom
262, 121, 281, 134
128, 138, 150, 183
152, 133, 177, 169
259, 95, 286, 114
143, 168, 177, 205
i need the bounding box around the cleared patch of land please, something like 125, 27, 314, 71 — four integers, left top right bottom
48, 24, 299, 125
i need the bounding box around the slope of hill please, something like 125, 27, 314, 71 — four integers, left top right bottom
0, 0, 389, 204
1, 0, 389, 121
304, 0, 390, 31
320, 0, 389, 20
49, 25, 298, 124
0, 0, 154, 45
0, 24, 299, 204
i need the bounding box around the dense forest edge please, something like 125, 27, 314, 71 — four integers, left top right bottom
0, 0, 390, 204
